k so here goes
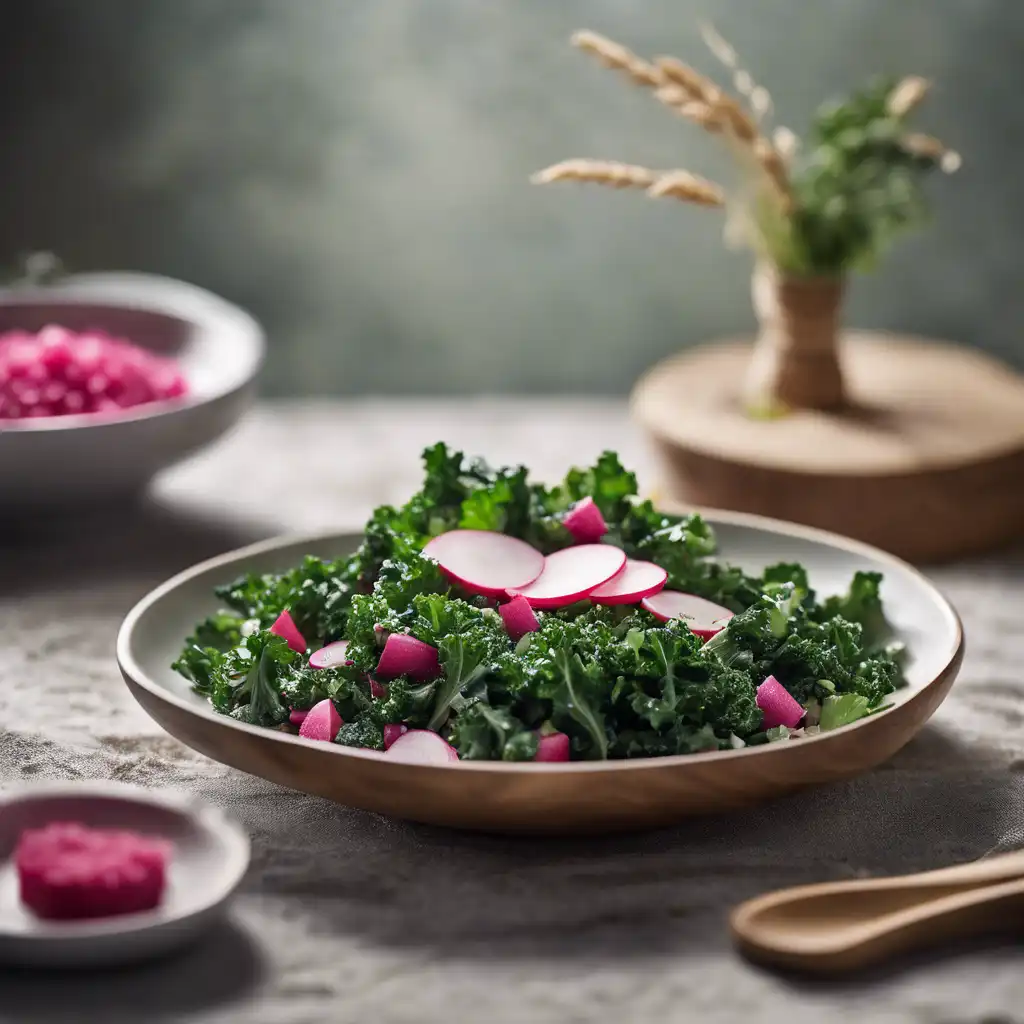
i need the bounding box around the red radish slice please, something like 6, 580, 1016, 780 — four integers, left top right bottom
289, 709, 309, 726
509, 544, 626, 609
308, 640, 351, 670
641, 591, 734, 640
535, 731, 570, 762
499, 594, 540, 640
385, 729, 460, 764
422, 530, 544, 598
563, 496, 608, 543
270, 609, 306, 653
756, 675, 805, 729
383, 723, 408, 750
299, 699, 342, 742
376, 633, 440, 682
589, 559, 668, 605
370, 678, 387, 699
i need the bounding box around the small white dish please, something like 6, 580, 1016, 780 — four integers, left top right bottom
0, 781, 250, 969
0, 271, 264, 510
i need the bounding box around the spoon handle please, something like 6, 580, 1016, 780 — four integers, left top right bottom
732, 874, 1024, 974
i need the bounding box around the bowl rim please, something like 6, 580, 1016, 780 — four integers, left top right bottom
0, 271, 265, 434
117, 507, 964, 776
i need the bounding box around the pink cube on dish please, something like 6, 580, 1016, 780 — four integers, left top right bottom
15, 822, 172, 921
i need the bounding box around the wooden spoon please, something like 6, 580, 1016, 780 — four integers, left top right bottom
730, 850, 1024, 974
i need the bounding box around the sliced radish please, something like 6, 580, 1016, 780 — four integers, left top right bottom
370, 678, 387, 699
270, 609, 306, 653
298, 699, 342, 742
499, 594, 540, 640
589, 559, 668, 605
509, 544, 626, 609
376, 633, 440, 682
422, 529, 544, 598
563, 496, 608, 543
383, 723, 408, 750
289, 709, 309, 726
385, 729, 460, 764
308, 640, 351, 670
756, 675, 805, 730
641, 591, 734, 640
535, 731, 570, 762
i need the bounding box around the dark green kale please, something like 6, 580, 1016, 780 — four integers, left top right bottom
449, 704, 539, 761
816, 571, 888, 646
334, 719, 385, 751
215, 631, 297, 727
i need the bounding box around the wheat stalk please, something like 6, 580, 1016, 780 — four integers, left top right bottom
887, 76, 931, 118
570, 30, 665, 89
531, 159, 724, 207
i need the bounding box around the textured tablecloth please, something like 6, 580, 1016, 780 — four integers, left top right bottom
2, 399, 1024, 1024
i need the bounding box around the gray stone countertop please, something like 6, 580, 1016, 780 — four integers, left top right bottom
2, 399, 1023, 1024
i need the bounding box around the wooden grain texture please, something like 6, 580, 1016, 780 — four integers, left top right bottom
631, 332, 1024, 563
730, 851, 1024, 974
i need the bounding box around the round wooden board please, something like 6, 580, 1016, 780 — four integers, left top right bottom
631, 331, 1024, 563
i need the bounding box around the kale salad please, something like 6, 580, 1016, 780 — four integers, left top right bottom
172, 444, 905, 763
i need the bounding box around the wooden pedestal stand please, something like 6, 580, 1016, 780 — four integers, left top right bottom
631, 272, 1024, 563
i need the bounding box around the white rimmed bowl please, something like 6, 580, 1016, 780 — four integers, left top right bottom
0, 271, 264, 509
117, 513, 963, 836
0, 781, 250, 968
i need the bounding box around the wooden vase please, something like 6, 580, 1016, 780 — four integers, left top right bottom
744, 263, 846, 413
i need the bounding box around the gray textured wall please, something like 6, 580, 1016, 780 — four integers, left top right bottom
0, 0, 1020, 395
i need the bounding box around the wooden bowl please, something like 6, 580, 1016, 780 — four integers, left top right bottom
116, 514, 963, 836
0, 272, 264, 510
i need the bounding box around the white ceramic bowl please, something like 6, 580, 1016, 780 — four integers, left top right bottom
0, 271, 264, 509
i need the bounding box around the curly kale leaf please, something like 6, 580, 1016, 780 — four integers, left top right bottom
172, 644, 224, 694
429, 625, 506, 731
816, 571, 888, 646
215, 631, 297, 726
374, 677, 439, 729
534, 644, 609, 760
334, 719, 385, 750
449, 704, 538, 761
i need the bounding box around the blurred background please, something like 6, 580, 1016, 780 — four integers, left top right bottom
0, 0, 1019, 397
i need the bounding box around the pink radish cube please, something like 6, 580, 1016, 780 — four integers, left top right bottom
641, 591, 734, 640
308, 640, 351, 670
422, 529, 544, 598
383, 723, 408, 750
289, 709, 309, 726
270, 609, 307, 653
385, 729, 460, 764
299, 698, 342, 742
756, 675, 805, 730
509, 544, 626, 609
370, 678, 388, 699
589, 559, 668, 605
563, 496, 608, 543
535, 731, 570, 762
16, 823, 171, 921
499, 594, 540, 640
376, 633, 441, 682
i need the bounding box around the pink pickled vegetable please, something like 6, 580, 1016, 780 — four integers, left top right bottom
385, 729, 460, 764
270, 609, 306, 654
422, 529, 544, 597
589, 559, 668, 605
376, 633, 440, 682
535, 731, 570, 762
16, 822, 171, 921
499, 594, 540, 640
308, 640, 350, 670
383, 723, 408, 750
756, 675, 805, 730
289, 709, 309, 726
509, 544, 626, 609
370, 678, 387, 699
0, 324, 187, 422
563, 496, 608, 543
641, 591, 733, 640
298, 698, 342, 742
